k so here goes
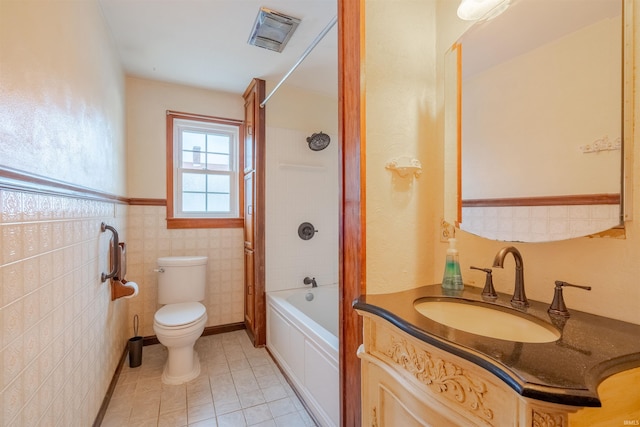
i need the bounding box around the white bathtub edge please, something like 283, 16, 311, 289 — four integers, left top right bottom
266, 286, 339, 427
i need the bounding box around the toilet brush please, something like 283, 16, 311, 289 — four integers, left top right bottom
128, 314, 143, 368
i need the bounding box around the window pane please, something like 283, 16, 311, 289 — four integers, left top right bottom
207, 174, 230, 193
206, 153, 230, 171
182, 173, 206, 192
171, 115, 240, 219
183, 192, 206, 212
182, 131, 206, 151
207, 193, 230, 212
183, 148, 204, 169
207, 134, 230, 154
182, 131, 206, 169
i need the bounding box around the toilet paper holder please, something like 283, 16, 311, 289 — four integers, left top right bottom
100, 222, 137, 300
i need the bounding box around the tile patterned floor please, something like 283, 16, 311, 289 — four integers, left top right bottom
102, 330, 317, 427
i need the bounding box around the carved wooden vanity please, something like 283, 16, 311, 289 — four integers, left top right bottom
355, 285, 640, 427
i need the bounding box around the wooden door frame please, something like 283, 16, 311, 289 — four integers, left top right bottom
338, 1, 365, 426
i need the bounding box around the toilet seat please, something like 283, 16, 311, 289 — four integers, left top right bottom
154, 302, 206, 329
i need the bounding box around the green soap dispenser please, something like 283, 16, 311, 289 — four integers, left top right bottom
442, 238, 463, 290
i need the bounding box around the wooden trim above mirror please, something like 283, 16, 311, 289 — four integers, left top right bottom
462, 193, 620, 207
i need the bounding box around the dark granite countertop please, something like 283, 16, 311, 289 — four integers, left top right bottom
353, 284, 640, 407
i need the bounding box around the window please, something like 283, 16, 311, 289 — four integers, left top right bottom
166, 111, 244, 228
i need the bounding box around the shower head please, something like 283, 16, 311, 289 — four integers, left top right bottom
306, 132, 330, 151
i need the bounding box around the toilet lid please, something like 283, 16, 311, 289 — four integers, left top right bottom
155, 302, 206, 327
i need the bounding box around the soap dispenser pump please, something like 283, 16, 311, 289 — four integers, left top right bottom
442, 238, 463, 291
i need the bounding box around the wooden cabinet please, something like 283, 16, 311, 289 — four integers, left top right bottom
244, 89, 255, 174
358, 312, 584, 427
569, 367, 640, 427
242, 78, 265, 346
244, 173, 254, 250
244, 248, 255, 330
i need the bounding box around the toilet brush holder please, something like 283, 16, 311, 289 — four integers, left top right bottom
128, 315, 143, 368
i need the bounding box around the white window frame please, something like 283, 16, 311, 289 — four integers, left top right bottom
172, 117, 240, 219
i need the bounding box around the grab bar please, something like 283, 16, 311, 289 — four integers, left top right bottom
101, 222, 120, 282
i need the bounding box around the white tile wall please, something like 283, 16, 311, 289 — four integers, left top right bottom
265, 127, 339, 293
0, 189, 129, 426
0, 190, 247, 425
125, 206, 245, 337
461, 204, 620, 242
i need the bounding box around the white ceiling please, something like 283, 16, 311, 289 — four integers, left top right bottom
98, 0, 338, 98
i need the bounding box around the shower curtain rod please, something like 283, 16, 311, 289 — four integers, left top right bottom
260, 15, 337, 109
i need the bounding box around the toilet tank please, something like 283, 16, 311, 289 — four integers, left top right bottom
157, 256, 208, 305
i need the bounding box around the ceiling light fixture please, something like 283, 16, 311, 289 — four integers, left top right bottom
247, 8, 301, 53
457, 0, 511, 21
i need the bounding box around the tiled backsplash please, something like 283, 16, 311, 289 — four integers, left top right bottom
461, 204, 620, 242
0, 189, 129, 426
125, 205, 244, 337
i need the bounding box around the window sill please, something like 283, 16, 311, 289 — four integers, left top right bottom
166, 217, 244, 229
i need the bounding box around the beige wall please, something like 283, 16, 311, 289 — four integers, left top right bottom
0, 1, 129, 425
365, 0, 439, 294
124, 77, 249, 333
125, 76, 244, 199
264, 83, 338, 134
463, 17, 620, 198
0, 0, 126, 195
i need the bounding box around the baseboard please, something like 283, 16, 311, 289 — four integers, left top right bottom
93, 321, 246, 426
93, 344, 128, 427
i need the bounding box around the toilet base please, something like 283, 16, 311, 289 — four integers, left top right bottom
161, 349, 201, 385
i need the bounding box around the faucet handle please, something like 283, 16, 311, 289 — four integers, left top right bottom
470, 266, 497, 300
548, 280, 592, 317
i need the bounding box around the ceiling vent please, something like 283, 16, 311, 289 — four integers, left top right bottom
247, 8, 301, 53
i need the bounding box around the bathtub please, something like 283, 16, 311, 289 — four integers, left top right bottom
266, 285, 339, 427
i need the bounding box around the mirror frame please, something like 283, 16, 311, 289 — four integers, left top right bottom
622, 0, 634, 222
444, 0, 634, 240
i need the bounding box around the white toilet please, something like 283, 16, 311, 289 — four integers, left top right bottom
153, 256, 208, 385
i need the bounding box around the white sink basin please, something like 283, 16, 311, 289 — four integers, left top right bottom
414, 298, 560, 343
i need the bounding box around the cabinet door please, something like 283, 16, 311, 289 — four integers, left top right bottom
244, 248, 255, 331
244, 172, 254, 250
244, 90, 255, 173
242, 78, 265, 347
362, 360, 462, 427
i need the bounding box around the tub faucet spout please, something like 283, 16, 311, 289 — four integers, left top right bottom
492, 246, 529, 308
304, 277, 317, 288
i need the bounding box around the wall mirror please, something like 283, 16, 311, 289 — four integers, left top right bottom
444, 0, 633, 242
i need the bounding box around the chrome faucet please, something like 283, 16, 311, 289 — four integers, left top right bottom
303, 277, 317, 288
492, 246, 529, 308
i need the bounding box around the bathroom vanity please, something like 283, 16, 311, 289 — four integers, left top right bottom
354, 285, 640, 426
